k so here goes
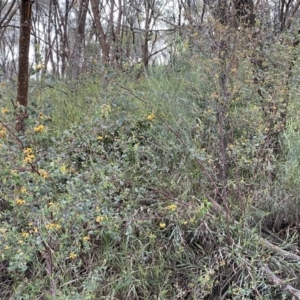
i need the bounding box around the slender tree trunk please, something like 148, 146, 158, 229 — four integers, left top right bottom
71, 0, 89, 79
15, 0, 33, 132
43, 0, 54, 76
61, 1, 70, 77
142, 0, 152, 68
90, 0, 110, 65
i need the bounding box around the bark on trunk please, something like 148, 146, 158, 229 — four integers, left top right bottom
71, 0, 89, 79
90, 0, 110, 65
15, 0, 32, 132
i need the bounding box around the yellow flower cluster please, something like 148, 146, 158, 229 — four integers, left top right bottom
34, 124, 45, 132
60, 165, 67, 173
45, 223, 61, 230
0, 125, 6, 138
20, 187, 27, 194
16, 198, 25, 205
28, 222, 38, 234
83, 235, 90, 242
159, 222, 166, 229
165, 204, 177, 211
24, 148, 35, 163
189, 217, 196, 224
69, 252, 77, 259
147, 113, 155, 121
97, 136, 103, 141
30, 227, 38, 234
1, 107, 9, 114
39, 169, 49, 179
95, 216, 107, 223
21, 231, 29, 238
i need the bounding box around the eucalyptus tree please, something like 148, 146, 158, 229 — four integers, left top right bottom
15, 0, 33, 132
71, 0, 89, 79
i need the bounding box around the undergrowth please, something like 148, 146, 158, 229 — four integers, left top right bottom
1, 58, 300, 299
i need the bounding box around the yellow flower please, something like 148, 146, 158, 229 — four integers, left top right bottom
39, 169, 48, 179
21, 232, 29, 238
60, 164, 67, 173
20, 187, 27, 194
97, 136, 103, 141
23, 148, 35, 163
159, 222, 166, 229
95, 216, 105, 223
34, 124, 45, 132
4, 246, 10, 250
0, 126, 6, 138
46, 223, 61, 230
1, 107, 9, 114
165, 204, 177, 211
29, 226, 38, 234
23, 147, 33, 155
16, 199, 25, 205
147, 113, 155, 121
24, 154, 35, 163
0, 126, 6, 139
83, 235, 90, 242
69, 252, 77, 259
189, 217, 196, 224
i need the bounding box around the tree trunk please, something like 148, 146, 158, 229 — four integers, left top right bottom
71, 0, 89, 79
90, 0, 110, 65
15, 0, 33, 132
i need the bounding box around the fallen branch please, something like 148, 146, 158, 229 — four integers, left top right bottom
259, 239, 300, 262
262, 264, 300, 299
205, 193, 300, 261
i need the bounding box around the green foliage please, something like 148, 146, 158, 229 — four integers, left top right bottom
1, 33, 300, 298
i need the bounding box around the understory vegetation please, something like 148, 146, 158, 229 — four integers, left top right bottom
2, 36, 300, 299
